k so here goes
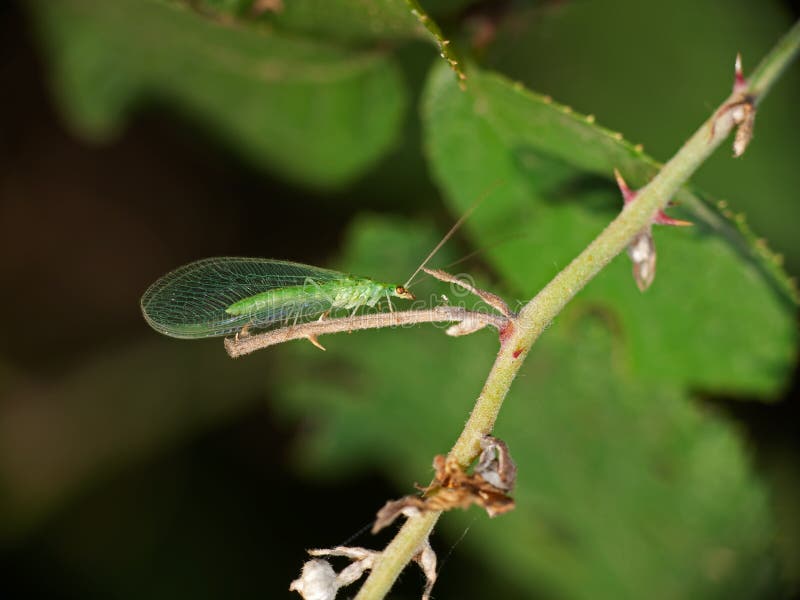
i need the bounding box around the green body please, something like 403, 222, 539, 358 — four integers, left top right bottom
141, 258, 413, 339
226, 276, 397, 316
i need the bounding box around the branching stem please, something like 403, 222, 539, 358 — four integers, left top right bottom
354, 19, 800, 600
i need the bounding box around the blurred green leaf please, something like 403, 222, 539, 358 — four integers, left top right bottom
190, 0, 475, 43
192, 0, 427, 42
0, 340, 270, 538
422, 62, 796, 395
189, 0, 470, 83
27, 0, 408, 188
270, 217, 779, 599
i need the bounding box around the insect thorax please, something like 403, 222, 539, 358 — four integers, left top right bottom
327, 278, 387, 310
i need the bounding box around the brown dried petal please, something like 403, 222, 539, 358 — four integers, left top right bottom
374, 451, 516, 533
373, 498, 426, 533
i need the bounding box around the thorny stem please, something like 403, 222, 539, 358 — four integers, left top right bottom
225, 308, 507, 357
354, 19, 800, 600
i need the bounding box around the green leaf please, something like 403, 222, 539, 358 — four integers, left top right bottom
192, 0, 427, 42
481, 0, 800, 275
422, 62, 796, 395
189, 0, 474, 44
270, 217, 778, 599
188, 0, 469, 82
26, 0, 408, 188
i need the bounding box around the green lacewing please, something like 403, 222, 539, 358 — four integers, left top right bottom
140, 258, 414, 339
141, 192, 488, 340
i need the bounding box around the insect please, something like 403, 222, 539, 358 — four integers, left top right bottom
141, 182, 498, 341
141, 258, 415, 339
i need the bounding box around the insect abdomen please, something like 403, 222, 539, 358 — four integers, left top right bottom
226, 285, 331, 318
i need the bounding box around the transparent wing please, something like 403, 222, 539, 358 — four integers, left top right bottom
140, 257, 345, 339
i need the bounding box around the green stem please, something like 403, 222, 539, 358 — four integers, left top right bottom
749, 19, 800, 100
354, 19, 800, 600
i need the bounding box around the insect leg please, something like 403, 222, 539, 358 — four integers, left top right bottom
385, 290, 394, 313
235, 323, 251, 342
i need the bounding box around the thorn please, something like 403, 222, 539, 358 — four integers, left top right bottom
613, 169, 636, 204
615, 169, 693, 226
653, 212, 693, 227
615, 168, 693, 291
733, 52, 747, 93
306, 334, 326, 351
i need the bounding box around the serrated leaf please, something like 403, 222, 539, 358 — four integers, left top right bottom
189, 0, 469, 82
192, 0, 428, 42
27, 0, 407, 189
270, 217, 778, 599
422, 62, 796, 395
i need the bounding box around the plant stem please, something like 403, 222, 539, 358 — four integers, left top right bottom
354, 20, 800, 600
224, 307, 507, 357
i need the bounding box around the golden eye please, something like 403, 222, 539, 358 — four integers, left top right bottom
395, 286, 415, 300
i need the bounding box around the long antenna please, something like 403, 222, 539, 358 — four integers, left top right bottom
440, 232, 528, 271
404, 180, 505, 288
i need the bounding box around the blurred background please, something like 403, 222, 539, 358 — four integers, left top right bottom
2, 1, 799, 598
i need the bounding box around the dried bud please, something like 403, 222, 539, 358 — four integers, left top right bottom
446, 316, 489, 337
627, 229, 657, 292
713, 53, 757, 157
476, 436, 517, 492
730, 98, 756, 157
